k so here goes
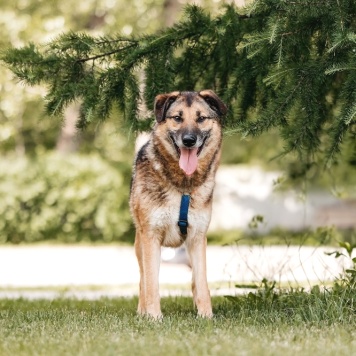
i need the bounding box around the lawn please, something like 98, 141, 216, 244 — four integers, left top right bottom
0, 289, 355, 356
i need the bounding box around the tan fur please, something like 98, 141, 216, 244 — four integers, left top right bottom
130, 90, 227, 319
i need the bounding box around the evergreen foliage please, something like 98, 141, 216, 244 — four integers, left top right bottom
2, 0, 356, 164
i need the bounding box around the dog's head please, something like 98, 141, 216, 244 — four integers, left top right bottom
153, 90, 227, 176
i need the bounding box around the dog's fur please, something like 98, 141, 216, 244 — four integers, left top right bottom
130, 90, 227, 319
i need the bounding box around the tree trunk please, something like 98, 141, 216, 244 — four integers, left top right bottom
136, 0, 183, 153
55, 13, 107, 153
162, 0, 182, 27
56, 103, 80, 153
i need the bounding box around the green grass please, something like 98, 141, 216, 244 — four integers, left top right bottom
0, 290, 355, 356
208, 226, 356, 247
2, 226, 355, 248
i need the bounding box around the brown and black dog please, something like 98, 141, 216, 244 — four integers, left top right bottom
130, 90, 227, 319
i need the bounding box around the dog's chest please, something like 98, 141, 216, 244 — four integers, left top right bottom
148, 190, 211, 247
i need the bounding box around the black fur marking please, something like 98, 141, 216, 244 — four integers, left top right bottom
198, 135, 209, 155
201, 146, 220, 183
204, 97, 222, 116
156, 189, 167, 202
183, 91, 196, 107
199, 92, 227, 117
130, 142, 149, 197
136, 141, 149, 164
152, 143, 175, 180
161, 96, 178, 122
129, 176, 134, 197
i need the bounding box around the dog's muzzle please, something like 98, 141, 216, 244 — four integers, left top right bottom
182, 134, 197, 148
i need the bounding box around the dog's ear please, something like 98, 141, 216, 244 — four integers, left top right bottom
154, 92, 179, 123
199, 90, 227, 117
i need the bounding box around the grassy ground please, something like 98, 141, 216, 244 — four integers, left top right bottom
0, 288, 355, 356
208, 226, 356, 247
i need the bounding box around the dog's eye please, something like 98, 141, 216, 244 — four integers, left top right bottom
173, 116, 183, 123
197, 116, 207, 123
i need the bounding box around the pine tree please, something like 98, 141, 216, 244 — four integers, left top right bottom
2, 0, 356, 167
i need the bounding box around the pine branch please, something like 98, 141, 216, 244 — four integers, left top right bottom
2, 1, 356, 165
76, 44, 137, 63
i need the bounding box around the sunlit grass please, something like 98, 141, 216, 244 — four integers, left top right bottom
0, 291, 355, 356
208, 226, 356, 247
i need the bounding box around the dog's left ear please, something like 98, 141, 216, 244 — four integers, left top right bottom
154, 92, 179, 123
199, 90, 227, 117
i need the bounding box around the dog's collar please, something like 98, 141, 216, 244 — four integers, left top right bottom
177, 194, 190, 235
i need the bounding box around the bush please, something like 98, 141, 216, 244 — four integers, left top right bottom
0, 153, 133, 243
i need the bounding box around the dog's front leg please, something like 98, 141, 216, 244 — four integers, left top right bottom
186, 236, 212, 318
134, 233, 145, 315
136, 233, 162, 319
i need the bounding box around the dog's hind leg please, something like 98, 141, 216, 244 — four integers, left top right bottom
135, 231, 162, 319
186, 236, 212, 318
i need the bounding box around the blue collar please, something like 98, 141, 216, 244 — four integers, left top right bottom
177, 194, 190, 235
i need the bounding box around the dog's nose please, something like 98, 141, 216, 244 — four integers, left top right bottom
182, 134, 197, 147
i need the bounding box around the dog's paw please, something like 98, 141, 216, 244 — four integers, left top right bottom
144, 312, 163, 321
197, 309, 213, 319
137, 310, 163, 321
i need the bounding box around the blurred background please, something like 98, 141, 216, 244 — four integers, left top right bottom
1, 0, 356, 248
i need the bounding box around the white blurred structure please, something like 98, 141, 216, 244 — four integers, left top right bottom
210, 165, 350, 232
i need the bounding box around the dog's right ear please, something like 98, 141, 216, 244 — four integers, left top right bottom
199, 90, 227, 117
154, 92, 179, 123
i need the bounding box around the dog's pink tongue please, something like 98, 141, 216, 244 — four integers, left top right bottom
179, 147, 198, 176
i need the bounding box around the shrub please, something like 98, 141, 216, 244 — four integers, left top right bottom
0, 152, 133, 243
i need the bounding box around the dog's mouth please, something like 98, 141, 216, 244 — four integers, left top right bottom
170, 135, 180, 156
169, 135, 208, 157
169, 135, 209, 176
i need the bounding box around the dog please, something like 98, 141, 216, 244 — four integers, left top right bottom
130, 90, 227, 319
